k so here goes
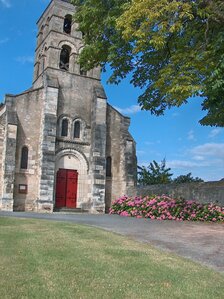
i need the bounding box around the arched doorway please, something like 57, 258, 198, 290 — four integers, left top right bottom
55, 150, 89, 209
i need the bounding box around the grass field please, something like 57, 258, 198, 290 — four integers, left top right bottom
0, 217, 223, 299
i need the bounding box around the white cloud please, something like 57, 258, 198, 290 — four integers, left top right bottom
192, 155, 205, 161
138, 159, 208, 170
139, 143, 224, 181
15, 56, 34, 64
0, 0, 11, 8
144, 143, 224, 169
166, 160, 208, 169
0, 38, 9, 44
191, 143, 224, 159
187, 130, 196, 141
167, 143, 224, 170
114, 105, 141, 115
209, 128, 221, 138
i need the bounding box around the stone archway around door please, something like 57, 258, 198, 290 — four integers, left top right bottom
55, 149, 90, 209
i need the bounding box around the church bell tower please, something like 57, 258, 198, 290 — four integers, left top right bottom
32, 0, 108, 213
33, 0, 100, 88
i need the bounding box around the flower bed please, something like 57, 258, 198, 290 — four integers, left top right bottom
110, 195, 224, 222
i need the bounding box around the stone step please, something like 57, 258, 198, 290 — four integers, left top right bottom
54, 207, 89, 214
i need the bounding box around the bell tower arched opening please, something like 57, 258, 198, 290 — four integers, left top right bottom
63, 14, 72, 34
59, 45, 71, 71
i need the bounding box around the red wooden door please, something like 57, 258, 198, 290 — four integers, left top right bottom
55, 169, 78, 209
66, 170, 78, 208
55, 169, 67, 208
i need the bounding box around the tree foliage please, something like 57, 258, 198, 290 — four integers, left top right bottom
138, 159, 173, 185
138, 162, 204, 185
173, 173, 204, 184
72, 0, 224, 126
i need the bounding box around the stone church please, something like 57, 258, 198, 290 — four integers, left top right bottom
0, 0, 137, 213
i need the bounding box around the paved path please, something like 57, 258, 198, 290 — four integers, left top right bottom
0, 211, 224, 273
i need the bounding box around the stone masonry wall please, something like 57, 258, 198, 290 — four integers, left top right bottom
122, 120, 137, 197
106, 105, 137, 211
0, 110, 6, 209
137, 181, 224, 206
37, 78, 59, 212
1, 108, 18, 211
7, 89, 44, 211
90, 87, 107, 212
51, 71, 107, 211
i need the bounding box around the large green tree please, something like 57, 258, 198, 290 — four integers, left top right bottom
72, 0, 224, 126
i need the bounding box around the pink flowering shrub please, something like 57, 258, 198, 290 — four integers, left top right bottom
110, 195, 224, 222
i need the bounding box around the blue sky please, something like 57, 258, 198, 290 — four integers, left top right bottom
0, 0, 224, 181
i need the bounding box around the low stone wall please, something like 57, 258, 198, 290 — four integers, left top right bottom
137, 181, 224, 206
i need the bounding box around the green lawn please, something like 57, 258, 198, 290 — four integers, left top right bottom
0, 217, 223, 299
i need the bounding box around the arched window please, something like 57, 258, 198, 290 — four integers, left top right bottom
20, 146, 28, 169
106, 157, 112, 177
74, 121, 81, 139
59, 45, 71, 71
63, 15, 72, 34
61, 118, 68, 137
